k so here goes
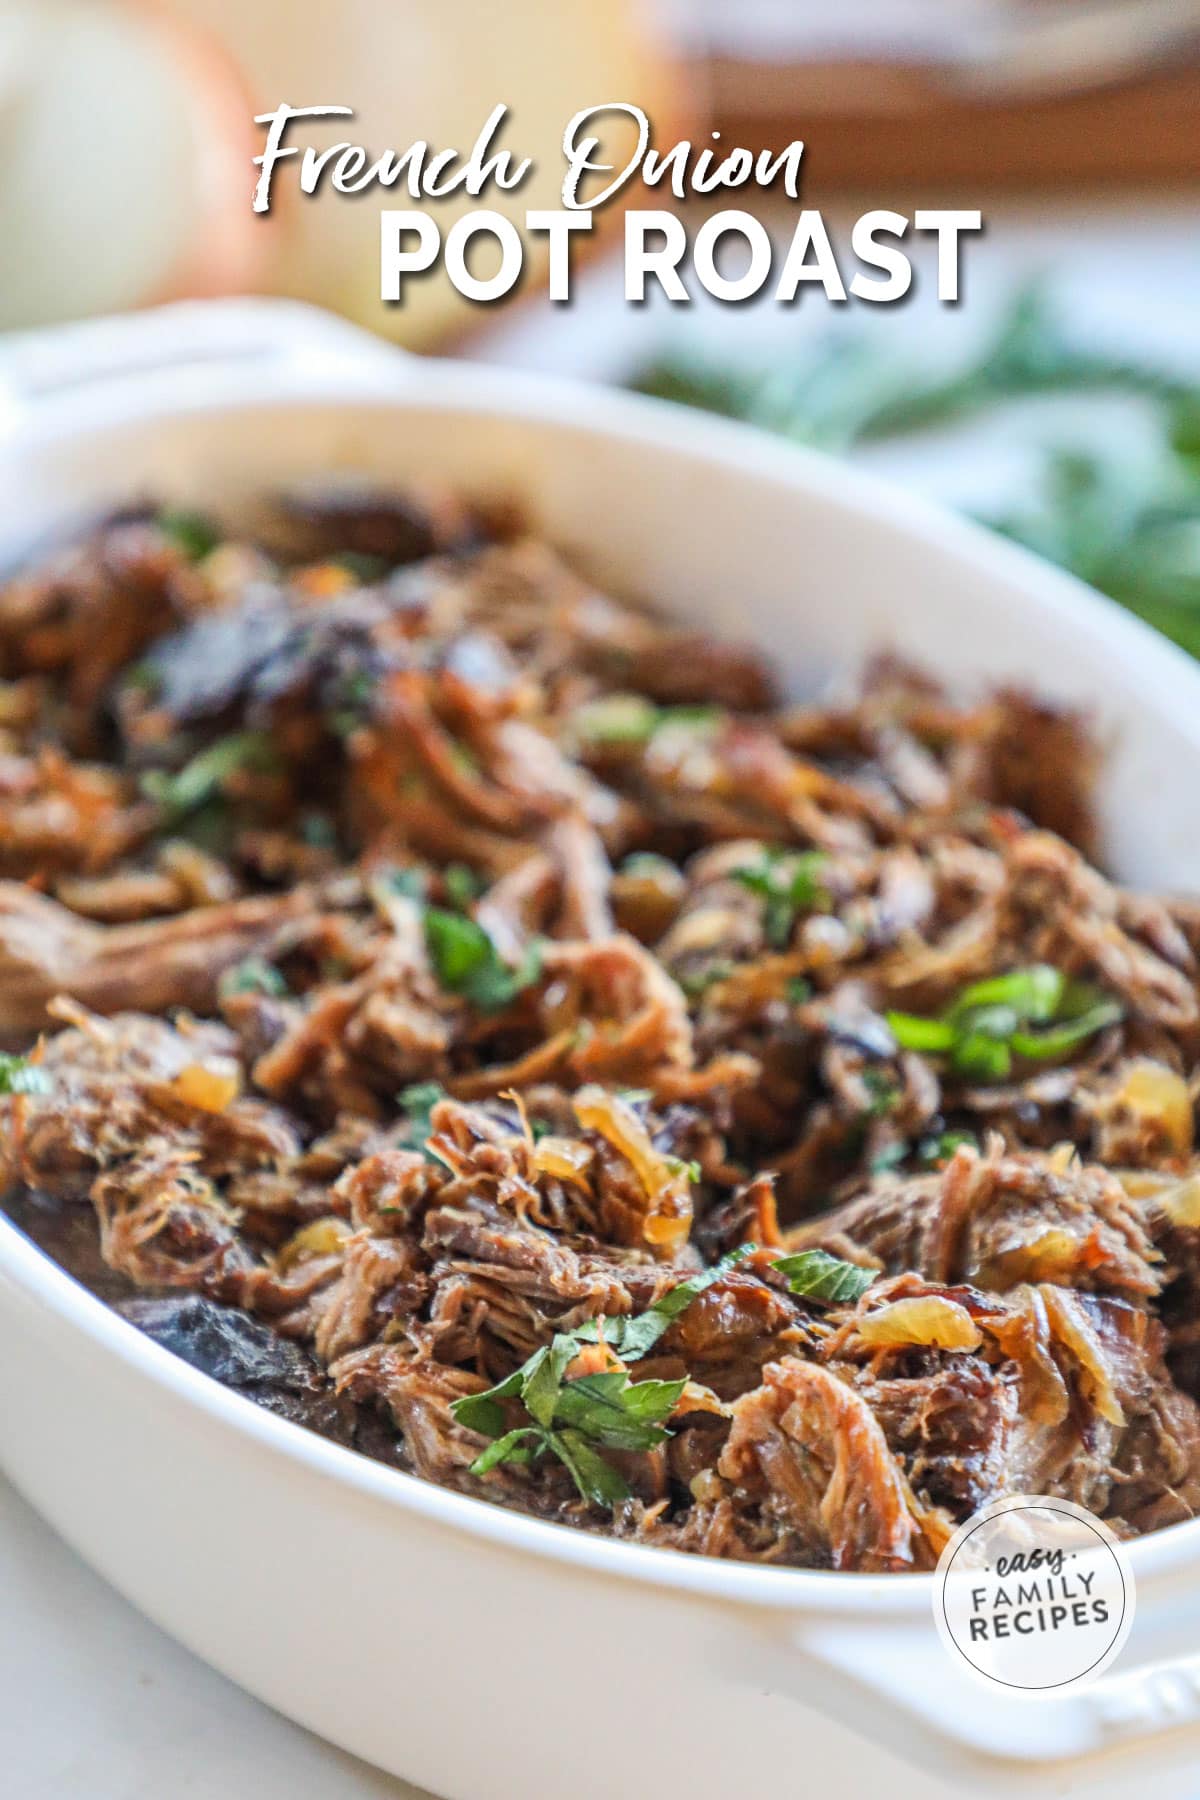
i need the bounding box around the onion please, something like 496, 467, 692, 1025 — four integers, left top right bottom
170, 1060, 239, 1113
1110, 1059, 1194, 1157
277, 1217, 351, 1271
573, 1083, 692, 1255
1160, 1176, 1200, 1229
1040, 1286, 1126, 1426
532, 1135, 595, 1187
856, 1295, 982, 1351
972, 1228, 1086, 1290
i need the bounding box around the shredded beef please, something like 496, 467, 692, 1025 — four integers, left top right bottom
3, 486, 1200, 1570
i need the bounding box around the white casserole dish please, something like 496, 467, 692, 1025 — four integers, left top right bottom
2, 299, 1200, 1800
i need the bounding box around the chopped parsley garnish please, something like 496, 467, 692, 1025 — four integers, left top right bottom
629, 285, 1200, 667
424, 910, 541, 1013
371, 865, 428, 905
679, 960, 733, 999
574, 694, 722, 746
157, 508, 220, 562
327, 668, 375, 738
141, 731, 277, 822
0, 1052, 50, 1097
771, 1249, 875, 1304
730, 848, 829, 949
887, 964, 1121, 1082
452, 1246, 755, 1504
917, 1129, 979, 1167
218, 956, 287, 999
442, 863, 483, 910
397, 1081, 445, 1163
300, 812, 338, 849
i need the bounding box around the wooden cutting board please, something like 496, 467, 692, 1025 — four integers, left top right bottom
704, 57, 1200, 190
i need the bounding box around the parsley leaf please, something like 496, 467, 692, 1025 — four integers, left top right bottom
141, 731, 277, 823
887, 964, 1120, 1081
219, 956, 287, 999
917, 1129, 979, 1167
397, 1080, 446, 1163
631, 285, 1200, 672
451, 1245, 755, 1505
0, 1053, 50, 1097
424, 910, 542, 1013
771, 1249, 875, 1304
573, 1243, 755, 1360
574, 695, 723, 747
157, 508, 220, 562
730, 849, 829, 949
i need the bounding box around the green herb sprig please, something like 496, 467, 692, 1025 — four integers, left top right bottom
887, 964, 1120, 1082
771, 1249, 875, 1304
157, 508, 220, 562
630, 285, 1200, 663
140, 731, 277, 823
0, 1053, 50, 1097
451, 1246, 754, 1505
574, 695, 722, 747
730, 849, 829, 950
424, 909, 542, 1013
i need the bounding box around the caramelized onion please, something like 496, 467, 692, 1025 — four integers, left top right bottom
1111, 1059, 1194, 1157
573, 1083, 692, 1255
532, 1135, 595, 1187
856, 1295, 983, 1351
169, 1060, 239, 1113
277, 1217, 351, 1271
1040, 1285, 1126, 1426
1159, 1176, 1200, 1229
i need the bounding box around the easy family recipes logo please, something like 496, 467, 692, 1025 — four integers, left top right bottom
935, 1495, 1135, 1695
252, 102, 982, 308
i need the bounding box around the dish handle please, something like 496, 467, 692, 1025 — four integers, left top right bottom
782, 1604, 1200, 1768
0, 298, 408, 427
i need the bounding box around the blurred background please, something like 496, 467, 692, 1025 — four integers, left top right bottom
1, 0, 1199, 650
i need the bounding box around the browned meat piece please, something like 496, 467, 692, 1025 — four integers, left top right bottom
332, 1345, 535, 1497
652, 1266, 809, 1399
118, 1294, 368, 1449
92, 1146, 250, 1292
0, 750, 154, 879
961, 689, 1100, 857
0, 518, 196, 746
274, 482, 467, 567
0, 884, 322, 1037
312, 1232, 432, 1364
1004, 832, 1198, 1035
716, 1358, 936, 1572
824, 1274, 1200, 1529
788, 1141, 1161, 1299
851, 1358, 1018, 1517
